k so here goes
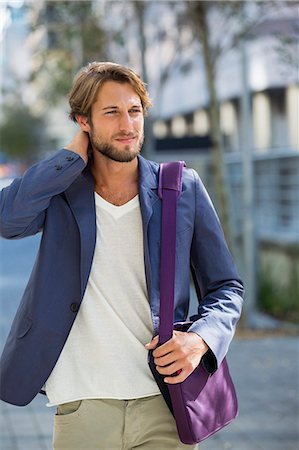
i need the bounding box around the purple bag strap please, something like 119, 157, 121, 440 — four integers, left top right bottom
158, 161, 186, 345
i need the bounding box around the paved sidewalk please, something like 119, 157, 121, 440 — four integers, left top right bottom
0, 334, 298, 450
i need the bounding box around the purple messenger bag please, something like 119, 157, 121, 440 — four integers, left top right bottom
148, 161, 238, 444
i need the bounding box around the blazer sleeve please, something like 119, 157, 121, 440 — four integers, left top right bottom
187, 169, 244, 373
0, 149, 86, 239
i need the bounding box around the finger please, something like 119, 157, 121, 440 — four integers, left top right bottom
156, 361, 182, 376
152, 339, 176, 358
145, 335, 159, 349
152, 331, 186, 357
164, 369, 188, 384
154, 351, 178, 367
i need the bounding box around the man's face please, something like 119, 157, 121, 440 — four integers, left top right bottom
87, 81, 144, 163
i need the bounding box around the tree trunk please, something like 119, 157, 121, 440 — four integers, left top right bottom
133, 1, 155, 159
192, 3, 233, 250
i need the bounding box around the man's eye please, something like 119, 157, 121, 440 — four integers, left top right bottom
130, 109, 142, 113
105, 110, 117, 115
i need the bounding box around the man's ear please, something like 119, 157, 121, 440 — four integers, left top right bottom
76, 115, 91, 132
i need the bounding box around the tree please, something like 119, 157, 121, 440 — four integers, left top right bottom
185, 0, 298, 247
185, 1, 249, 248
29, 0, 107, 106
256, 0, 299, 72
132, 0, 154, 158
0, 102, 46, 164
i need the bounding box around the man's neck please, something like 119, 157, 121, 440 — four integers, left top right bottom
91, 151, 139, 189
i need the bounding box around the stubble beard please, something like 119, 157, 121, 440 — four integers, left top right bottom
89, 127, 144, 163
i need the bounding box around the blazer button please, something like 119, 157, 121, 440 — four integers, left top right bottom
70, 302, 79, 312
55, 164, 63, 170
66, 156, 74, 161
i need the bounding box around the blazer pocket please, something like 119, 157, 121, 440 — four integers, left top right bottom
16, 316, 33, 338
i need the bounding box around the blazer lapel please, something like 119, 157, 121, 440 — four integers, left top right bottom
138, 155, 160, 301
138, 156, 159, 221
65, 168, 96, 299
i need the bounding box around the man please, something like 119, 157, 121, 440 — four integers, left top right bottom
0, 62, 244, 449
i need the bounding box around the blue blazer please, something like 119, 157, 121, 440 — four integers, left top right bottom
0, 150, 244, 406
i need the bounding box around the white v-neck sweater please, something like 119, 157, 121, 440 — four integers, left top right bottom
44, 193, 159, 406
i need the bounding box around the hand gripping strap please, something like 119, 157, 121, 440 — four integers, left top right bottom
158, 161, 186, 345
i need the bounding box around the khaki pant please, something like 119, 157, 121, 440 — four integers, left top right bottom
53, 394, 198, 450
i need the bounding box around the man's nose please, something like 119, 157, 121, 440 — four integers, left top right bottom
119, 112, 133, 132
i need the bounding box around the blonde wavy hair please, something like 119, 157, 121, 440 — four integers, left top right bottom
68, 61, 152, 122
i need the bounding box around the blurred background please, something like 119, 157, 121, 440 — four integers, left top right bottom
0, 1, 298, 449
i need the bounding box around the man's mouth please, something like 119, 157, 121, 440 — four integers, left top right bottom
115, 136, 136, 145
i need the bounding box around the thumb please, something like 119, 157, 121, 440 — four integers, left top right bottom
145, 335, 159, 349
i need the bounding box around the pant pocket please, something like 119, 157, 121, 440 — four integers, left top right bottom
56, 400, 83, 417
